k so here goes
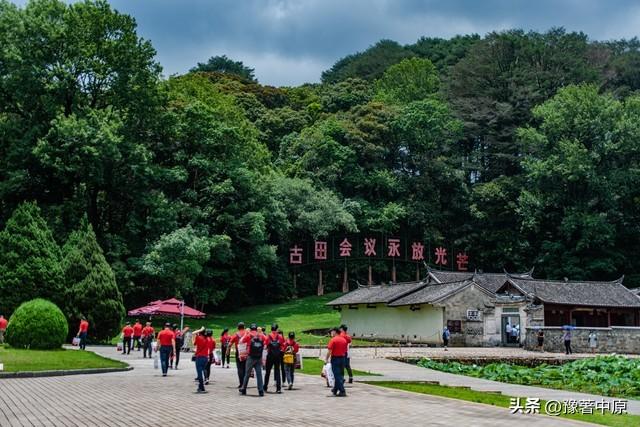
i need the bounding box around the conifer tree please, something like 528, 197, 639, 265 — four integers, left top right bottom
0, 202, 64, 316
63, 217, 125, 342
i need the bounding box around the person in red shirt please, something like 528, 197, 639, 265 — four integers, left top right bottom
239, 324, 265, 396
340, 324, 354, 383
264, 324, 285, 393
157, 322, 176, 376
204, 329, 216, 384
132, 319, 143, 352
122, 322, 134, 355
192, 327, 208, 393
227, 322, 247, 388
220, 328, 231, 368
326, 327, 348, 397
0, 314, 8, 345
283, 331, 300, 390
141, 322, 155, 359
75, 317, 89, 350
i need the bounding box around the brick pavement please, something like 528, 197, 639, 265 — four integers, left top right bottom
0, 346, 587, 427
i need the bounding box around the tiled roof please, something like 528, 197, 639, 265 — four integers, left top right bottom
326, 281, 427, 306
388, 281, 471, 306
506, 277, 640, 308
428, 268, 533, 294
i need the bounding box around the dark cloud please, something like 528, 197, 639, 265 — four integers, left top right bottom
10, 0, 640, 85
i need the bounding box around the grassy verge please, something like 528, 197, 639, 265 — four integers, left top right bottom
300, 357, 380, 376
121, 293, 376, 346
370, 381, 640, 427
0, 346, 127, 372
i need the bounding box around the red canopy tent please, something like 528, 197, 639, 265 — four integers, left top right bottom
128, 299, 206, 329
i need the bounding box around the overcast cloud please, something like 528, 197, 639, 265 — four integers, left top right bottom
10, 0, 640, 86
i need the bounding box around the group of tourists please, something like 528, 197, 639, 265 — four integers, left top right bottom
74, 317, 354, 397
226, 322, 301, 396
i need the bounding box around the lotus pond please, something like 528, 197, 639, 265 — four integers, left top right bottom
418, 355, 640, 399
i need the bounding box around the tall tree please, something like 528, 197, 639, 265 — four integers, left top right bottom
0, 202, 64, 316
191, 55, 257, 82
518, 84, 640, 282
62, 217, 125, 341
375, 57, 439, 104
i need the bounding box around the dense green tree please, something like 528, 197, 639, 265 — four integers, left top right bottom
518, 84, 640, 281
321, 40, 412, 83
191, 55, 257, 82
0, 202, 64, 316
62, 217, 124, 341
407, 35, 480, 74
375, 57, 439, 104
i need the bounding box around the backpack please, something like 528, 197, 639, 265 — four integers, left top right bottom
283, 346, 295, 364
268, 335, 282, 356
249, 335, 264, 359
442, 330, 449, 340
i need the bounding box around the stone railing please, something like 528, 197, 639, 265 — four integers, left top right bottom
524, 326, 640, 354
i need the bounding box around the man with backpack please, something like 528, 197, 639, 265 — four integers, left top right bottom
141, 321, 155, 358
283, 332, 299, 390
239, 323, 266, 396
228, 322, 247, 388
442, 326, 451, 351
263, 324, 285, 393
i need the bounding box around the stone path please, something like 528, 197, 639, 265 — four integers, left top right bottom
302, 347, 640, 415
0, 346, 587, 426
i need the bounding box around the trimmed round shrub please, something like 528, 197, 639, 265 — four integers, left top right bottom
5, 299, 68, 349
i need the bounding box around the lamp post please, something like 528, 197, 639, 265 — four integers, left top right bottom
180, 300, 184, 331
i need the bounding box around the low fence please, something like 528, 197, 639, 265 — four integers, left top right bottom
524, 326, 640, 354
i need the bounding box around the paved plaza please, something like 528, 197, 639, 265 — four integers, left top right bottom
0, 346, 593, 427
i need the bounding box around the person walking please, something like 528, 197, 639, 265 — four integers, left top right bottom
132, 319, 143, 351
537, 329, 544, 352
326, 328, 347, 397
192, 327, 208, 393
0, 314, 8, 344
220, 328, 231, 368
122, 322, 134, 355
157, 323, 176, 376
169, 324, 184, 369
339, 325, 354, 384
204, 329, 216, 384
239, 324, 266, 396
228, 322, 247, 388
141, 322, 155, 358
283, 332, 299, 390
588, 330, 598, 354
278, 330, 286, 386
264, 324, 285, 393
442, 326, 450, 351
563, 327, 573, 355
76, 316, 89, 350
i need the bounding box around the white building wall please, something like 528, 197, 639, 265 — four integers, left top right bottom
339, 303, 444, 344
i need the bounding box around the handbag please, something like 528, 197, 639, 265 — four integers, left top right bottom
283, 352, 295, 364
72, 337, 80, 346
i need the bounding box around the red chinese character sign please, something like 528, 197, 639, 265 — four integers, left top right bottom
339, 238, 352, 257
289, 245, 303, 265
287, 237, 471, 272
387, 238, 401, 257
411, 242, 424, 261
456, 252, 469, 271
314, 241, 327, 260
434, 246, 448, 266
364, 238, 377, 256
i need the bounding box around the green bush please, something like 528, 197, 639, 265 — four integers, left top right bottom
5, 299, 68, 350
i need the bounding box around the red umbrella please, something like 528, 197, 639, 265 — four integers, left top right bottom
127, 299, 206, 329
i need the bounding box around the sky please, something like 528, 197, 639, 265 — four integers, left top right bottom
9, 0, 640, 86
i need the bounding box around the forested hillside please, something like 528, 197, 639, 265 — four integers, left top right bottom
2, 0, 640, 315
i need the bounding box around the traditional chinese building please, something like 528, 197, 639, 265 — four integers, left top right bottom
327, 270, 640, 353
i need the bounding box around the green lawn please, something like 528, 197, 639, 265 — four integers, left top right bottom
0, 346, 127, 372
299, 357, 381, 376
123, 293, 365, 346
371, 381, 640, 427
